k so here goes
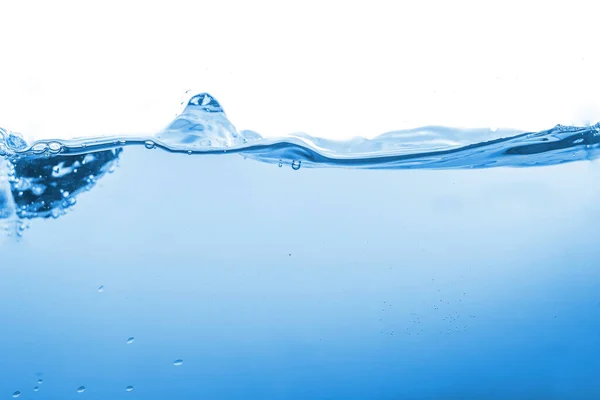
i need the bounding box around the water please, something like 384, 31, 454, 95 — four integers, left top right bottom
2, 93, 600, 399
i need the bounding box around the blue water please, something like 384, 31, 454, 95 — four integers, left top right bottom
2, 94, 600, 399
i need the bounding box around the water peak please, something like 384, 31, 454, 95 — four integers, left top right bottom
158, 92, 248, 148
186, 93, 224, 113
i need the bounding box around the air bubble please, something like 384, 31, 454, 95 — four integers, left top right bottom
37, 379, 43, 385
33, 387, 39, 392
278, 161, 283, 167
144, 140, 156, 149
97, 285, 104, 293
52, 166, 60, 177
12, 391, 20, 398
32, 184, 46, 196
77, 386, 86, 393
173, 359, 183, 366
48, 142, 62, 153
32, 143, 49, 154
125, 386, 134, 392
126, 337, 135, 344
291, 160, 302, 170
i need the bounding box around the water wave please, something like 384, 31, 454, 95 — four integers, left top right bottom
3, 92, 600, 170
2, 92, 600, 228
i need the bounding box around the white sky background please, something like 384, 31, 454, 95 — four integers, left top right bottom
1, 0, 599, 142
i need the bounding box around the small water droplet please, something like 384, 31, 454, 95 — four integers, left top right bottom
77, 385, 86, 393
126, 337, 135, 344
173, 359, 183, 366
144, 140, 156, 149
97, 285, 104, 293
187, 150, 192, 155
291, 160, 301, 170
12, 391, 20, 398
33, 387, 39, 392
125, 386, 134, 392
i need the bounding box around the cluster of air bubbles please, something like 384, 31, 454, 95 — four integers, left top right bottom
16, 220, 30, 237
1, 128, 27, 156
11, 377, 43, 397
31, 141, 64, 156
2, 220, 30, 238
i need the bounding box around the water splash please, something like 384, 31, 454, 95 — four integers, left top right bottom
2, 92, 600, 228
2, 92, 598, 170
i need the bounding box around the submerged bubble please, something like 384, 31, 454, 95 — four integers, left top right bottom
77, 386, 86, 393
126, 337, 135, 344
144, 140, 156, 149
12, 391, 20, 398
97, 285, 104, 293
51, 165, 60, 177
278, 161, 283, 167
37, 379, 43, 385
33, 387, 39, 392
125, 386, 134, 392
173, 359, 183, 366
31, 184, 46, 196
291, 160, 302, 170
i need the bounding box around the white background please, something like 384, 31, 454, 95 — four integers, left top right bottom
1, 0, 599, 141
